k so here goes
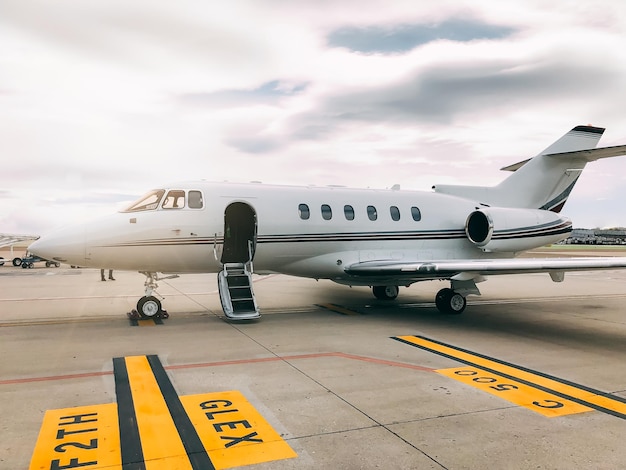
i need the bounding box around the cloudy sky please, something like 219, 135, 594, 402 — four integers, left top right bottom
2, 0, 626, 235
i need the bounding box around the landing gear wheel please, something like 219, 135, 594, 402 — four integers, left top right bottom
435, 288, 466, 314
137, 296, 162, 318
373, 285, 399, 300
13, 257, 22, 266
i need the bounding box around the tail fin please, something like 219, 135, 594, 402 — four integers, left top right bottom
433, 125, 626, 211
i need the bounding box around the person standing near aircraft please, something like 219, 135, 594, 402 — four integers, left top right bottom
101, 269, 115, 281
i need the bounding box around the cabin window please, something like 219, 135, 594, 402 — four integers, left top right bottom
122, 189, 165, 212
367, 205, 377, 221
298, 204, 310, 220
344, 205, 355, 221
321, 204, 332, 220
411, 206, 422, 221
390, 206, 400, 221
162, 190, 186, 209
188, 190, 203, 209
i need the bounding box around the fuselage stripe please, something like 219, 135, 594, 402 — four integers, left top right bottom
100, 222, 569, 249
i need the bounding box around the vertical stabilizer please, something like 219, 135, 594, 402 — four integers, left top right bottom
433, 125, 609, 211
493, 126, 604, 211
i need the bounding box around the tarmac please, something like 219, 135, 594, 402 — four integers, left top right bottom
2, 250, 626, 469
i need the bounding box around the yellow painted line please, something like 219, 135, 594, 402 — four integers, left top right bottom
124, 355, 193, 470
396, 335, 626, 419
181, 391, 297, 469
437, 367, 591, 417
29, 403, 121, 470
318, 303, 360, 315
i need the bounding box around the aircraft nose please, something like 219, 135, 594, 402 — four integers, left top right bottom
28, 228, 86, 265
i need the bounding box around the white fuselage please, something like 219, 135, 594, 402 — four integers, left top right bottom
29, 181, 570, 285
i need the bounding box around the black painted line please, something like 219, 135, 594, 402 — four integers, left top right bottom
112, 357, 146, 470
392, 336, 626, 420
410, 334, 626, 405
146, 355, 216, 470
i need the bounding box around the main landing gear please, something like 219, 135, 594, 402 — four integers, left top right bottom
435, 288, 467, 314
128, 272, 179, 320
372, 285, 400, 300
372, 284, 468, 315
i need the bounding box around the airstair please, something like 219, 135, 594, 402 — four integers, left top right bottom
217, 262, 260, 320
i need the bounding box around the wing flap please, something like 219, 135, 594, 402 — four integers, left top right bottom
345, 257, 626, 279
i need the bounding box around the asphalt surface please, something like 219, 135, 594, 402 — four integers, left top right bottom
2, 256, 626, 469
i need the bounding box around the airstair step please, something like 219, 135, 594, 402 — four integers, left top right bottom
227, 275, 250, 287
218, 262, 260, 320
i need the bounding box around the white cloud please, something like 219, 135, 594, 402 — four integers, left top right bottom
2, 0, 626, 233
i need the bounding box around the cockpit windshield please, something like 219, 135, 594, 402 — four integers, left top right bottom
121, 189, 204, 212
122, 190, 165, 213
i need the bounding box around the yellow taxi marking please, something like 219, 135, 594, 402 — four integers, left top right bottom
29, 403, 121, 470
30, 355, 296, 469
180, 391, 297, 469
123, 355, 194, 469
395, 335, 626, 419
437, 366, 591, 417
317, 303, 360, 315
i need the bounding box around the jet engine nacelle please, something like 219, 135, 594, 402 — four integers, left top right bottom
465, 207, 572, 253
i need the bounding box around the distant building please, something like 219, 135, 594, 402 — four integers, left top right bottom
564, 228, 626, 245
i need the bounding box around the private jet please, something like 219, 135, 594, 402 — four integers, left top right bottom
29, 125, 626, 320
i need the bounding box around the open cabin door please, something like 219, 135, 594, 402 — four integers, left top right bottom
217, 202, 260, 320
221, 202, 256, 264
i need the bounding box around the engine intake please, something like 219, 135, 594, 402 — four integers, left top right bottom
466, 210, 493, 246
465, 208, 571, 252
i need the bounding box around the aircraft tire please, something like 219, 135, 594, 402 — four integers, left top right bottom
435, 288, 466, 314
0, 257, 4, 266
12, 257, 22, 266
372, 285, 399, 300
137, 296, 162, 318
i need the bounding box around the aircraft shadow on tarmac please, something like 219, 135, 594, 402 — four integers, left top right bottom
311, 290, 626, 355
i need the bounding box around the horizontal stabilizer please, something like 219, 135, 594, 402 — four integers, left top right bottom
502, 144, 626, 172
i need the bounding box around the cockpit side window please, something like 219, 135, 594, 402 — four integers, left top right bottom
188, 190, 203, 209
162, 190, 186, 209
122, 189, 165, 212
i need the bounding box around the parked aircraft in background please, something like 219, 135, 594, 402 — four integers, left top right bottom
29, 125, 626, 320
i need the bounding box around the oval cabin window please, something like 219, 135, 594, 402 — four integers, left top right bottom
299, 204, 310, 220
321, 204, 332, 220
367, 205, 378, 221
344, 205, 355, 221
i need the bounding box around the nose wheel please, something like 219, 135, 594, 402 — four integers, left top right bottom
127, 272, 177, 320
137, 296, 163, 318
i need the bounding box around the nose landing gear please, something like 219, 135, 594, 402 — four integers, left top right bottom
127, 272, 179, 320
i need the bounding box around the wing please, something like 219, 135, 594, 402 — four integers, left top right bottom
344, 256, 626, 283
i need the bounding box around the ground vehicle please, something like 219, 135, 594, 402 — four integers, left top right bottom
20, 253, 60, 268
